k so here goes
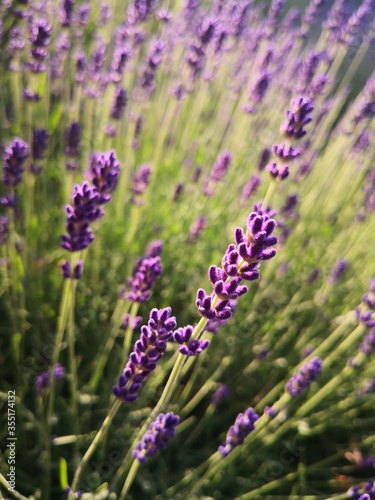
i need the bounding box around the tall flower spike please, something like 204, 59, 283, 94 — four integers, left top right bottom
219, 408, 259, 457
132, 412, 180, 463
113, 308, 176, 403
3, 138, 29, 187
87, 150, 120, 204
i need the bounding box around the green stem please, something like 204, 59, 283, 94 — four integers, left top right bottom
69, 399, 122, 498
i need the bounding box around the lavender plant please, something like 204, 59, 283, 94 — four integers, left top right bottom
0, 1, 375, 499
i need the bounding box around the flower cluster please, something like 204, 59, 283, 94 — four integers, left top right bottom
218, 408, 259, 457
286, 357, 323, 396
122, 241, 163, 303
29, 18, 52, 73
113, 308, 176, 403
86, 150, 120, 203
61, 260, 84, 280
328, 258, 349, 285
2, 138, 29, 188
203, 151, 232, 197
34, 364, 65, 393
130, 164, 151, 205
110, 87, 127, 121
31, 128, 49, 174
196, 211, 277, 321
65, 122, 81, 171
133, 412, 180, 463
173, 325, 210, 356
61, 182, 104, 252
348, 480, 375, 500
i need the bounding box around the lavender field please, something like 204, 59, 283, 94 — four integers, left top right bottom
0, 0, 375, 499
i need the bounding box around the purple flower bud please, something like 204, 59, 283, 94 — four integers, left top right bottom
239, 175, 261, 207
87, 150, 120, 203
34, 363, 65, 393
281, 96, 314, 140
32, 128, 49, 161
272, 143, 301, 161
0, 216, 9, 244
65, 122, 81, 158
257, 147, 271, 171
211, 384, 230, 407
60, 0, 75, 27
188, 216, 207, 243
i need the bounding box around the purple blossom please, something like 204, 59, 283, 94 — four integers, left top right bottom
61, 260, 83, 279
122, 314, 143, 330
113, 308, 176, 403
239, 175, 261, 207
0, 216, 9, 244
32, 128, 49, 161
61, 182, 103, 252
34, 363, 65, 393
203, 151, 232, 196
244, 71, 270, 113
303, 0, 329, 27
131, 164, 151, 205
281, 96, 314, 140
133, 412, 180, 463
188, 216, 207, 243
60, 0, 75, 27
286, 357, 322, 397
3, 138, 29, 187
328, 258, 349, 285
264, 406, 277, 418
86, 150, 120, 204
257, 147, 271, 171
218, 407, 259, 457
110, 87, 127, 120
173, 325, 210, 356
272, 143, 301, 161
266, 162, 289, 181
65, 122, 81, 158
122, 247, 163, 303
348, 480, 375, 499
360, 329, 375, 355
357, 378, 375, 397
211, 384, 230, 407
173, 183, 184, 202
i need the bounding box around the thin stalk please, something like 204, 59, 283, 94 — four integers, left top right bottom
69, 399, 122, 498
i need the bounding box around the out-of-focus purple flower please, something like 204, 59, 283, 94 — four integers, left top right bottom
267, 161, 289, 182
122, 314, 143, 330
301, 346, 315, 359
61, 182, 103, 252
324, 0, 350, 44
110, 45, 132, 81
110, 87, 127, 120
86, 150, 120, 204
77, 3, 90, 26
348, 480, 375, 499
122, 247, 163, 303
173, 183, 184, 202
139, 39, 164, 95
244, 71, 270, 113
32, 128, 49, 161
156, 9, 173, 22
173, 325, 210, 356
131, 164, 151, 205
308, 268, 320, 284
133, 412, 180, 463
219, 407, 259, 457
257, 147, 271, 171
188, 216, 207, 243
272, 143, 301, 161
65, 122, 81, 159
239, 176, 261, 207
357, 378, 375, 397
360, 329, 375, 355
341, 0, 373, 46
286, 357, 322, 396
328, 258, 349, 285
203, 151, 232, 196
281, 96, 314, 140
264, 406, 277, 418
61, 260, 83, 279
199, 17, 217, 45
23, 89, 41, 102
113, 308, 176, 403
3, 138, 29, 187
302, 0, 329, 27
146, 240, 163, 258
0, 216, 9, 244
60, 0, 75, 27
34, 363, 65, 393
132, 115, 144, 150
211, 384, 230, 407
298, 51, 323, 94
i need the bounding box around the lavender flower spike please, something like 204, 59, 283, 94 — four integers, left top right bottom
219, 408, 259, 457
113, 308, 176, 403
133, 412, 180, 463
286, 357, 323, 397
3, 138, 29, 187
